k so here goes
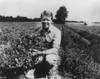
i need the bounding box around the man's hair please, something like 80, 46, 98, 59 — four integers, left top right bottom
41, 10, 53, 20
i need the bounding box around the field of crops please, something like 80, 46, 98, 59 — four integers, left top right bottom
0, 22, 100, 79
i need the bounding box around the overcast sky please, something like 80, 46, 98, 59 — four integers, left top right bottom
0, 0, 100, 22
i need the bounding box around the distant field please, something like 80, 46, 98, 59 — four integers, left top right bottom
66, 22, 100, 36
0, 22, 100, 36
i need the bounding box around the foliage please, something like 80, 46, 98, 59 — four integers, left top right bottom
0, 33, 50, 66
0, 22, 100, 79
54, 24, 100, 79
0, 23, 50, 79
55, 5, 68, 24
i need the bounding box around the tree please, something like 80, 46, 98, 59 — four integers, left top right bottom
55, 5, 68, 24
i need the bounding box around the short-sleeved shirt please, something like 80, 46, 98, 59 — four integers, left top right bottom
34, 25, 61, 50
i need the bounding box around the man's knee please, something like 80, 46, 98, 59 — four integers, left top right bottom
46, 54, 60, 66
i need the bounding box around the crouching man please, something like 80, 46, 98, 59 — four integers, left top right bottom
26, 10, 61, 79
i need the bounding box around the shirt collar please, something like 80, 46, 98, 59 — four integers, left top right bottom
41, 28, 51, 33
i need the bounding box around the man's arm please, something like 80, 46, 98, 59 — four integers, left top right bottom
43, 48, 58, 55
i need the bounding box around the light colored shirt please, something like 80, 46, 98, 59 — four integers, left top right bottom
35, 25, 61, 50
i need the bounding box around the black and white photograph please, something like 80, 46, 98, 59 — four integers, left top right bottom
0, 0, 100, 79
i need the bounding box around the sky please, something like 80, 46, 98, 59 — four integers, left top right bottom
0, 0, 100, 22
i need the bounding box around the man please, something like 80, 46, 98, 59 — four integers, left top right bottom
26, 10, 61, 79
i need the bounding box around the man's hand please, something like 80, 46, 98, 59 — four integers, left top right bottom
32, 49, 43, 56
32, 49, 45, 64
35, 56, 43, 64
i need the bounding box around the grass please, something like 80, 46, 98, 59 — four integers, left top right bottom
0, 22, 100, 79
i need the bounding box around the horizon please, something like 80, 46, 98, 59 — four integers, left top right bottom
0, 0, 100, 22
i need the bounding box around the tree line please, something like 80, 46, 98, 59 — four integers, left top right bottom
0, 5, 68, 24
0, 15, 41, 22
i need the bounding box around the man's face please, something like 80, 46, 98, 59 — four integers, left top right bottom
41, 16, 52, 30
